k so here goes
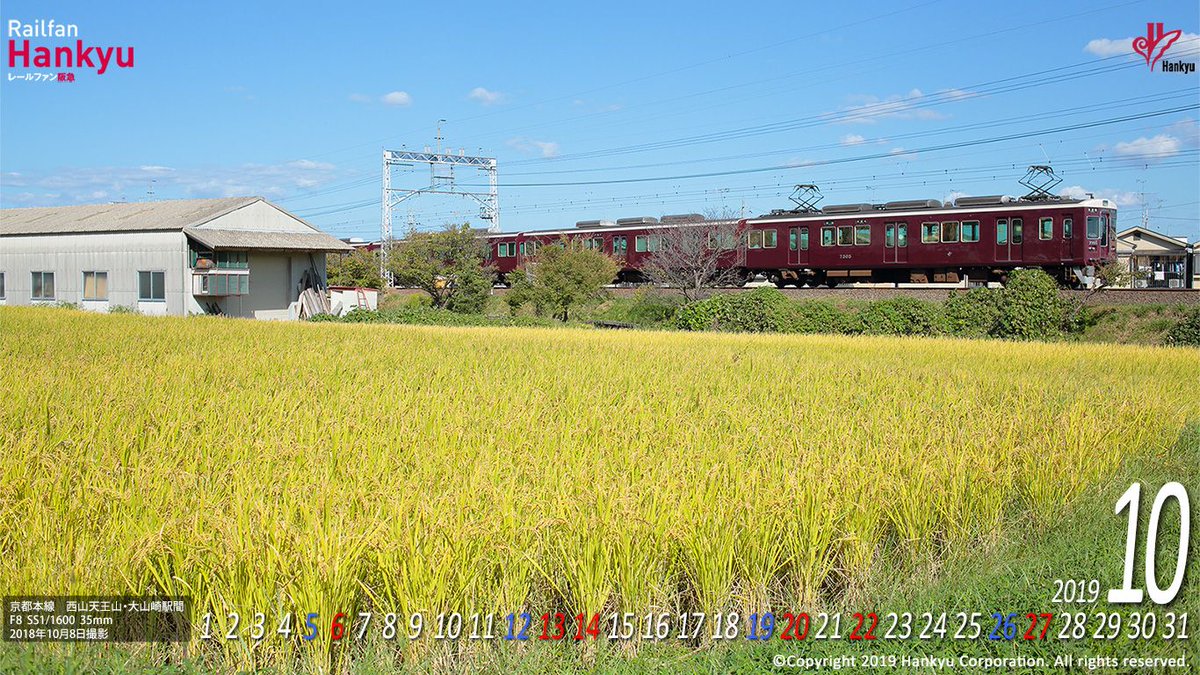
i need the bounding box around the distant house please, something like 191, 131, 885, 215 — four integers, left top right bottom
0, 197, 351, 318
1115, 226, 1192, 289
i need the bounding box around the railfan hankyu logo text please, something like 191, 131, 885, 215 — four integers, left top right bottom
1133, 22, 1191, 73
6, 19, 134, 76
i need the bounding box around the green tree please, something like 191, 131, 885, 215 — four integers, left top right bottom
508, 239, 618, 321
326, 248, 384, 289
386, 224, 494, 312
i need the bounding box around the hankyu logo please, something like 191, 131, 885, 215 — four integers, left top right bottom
1132, 22, 1182, 70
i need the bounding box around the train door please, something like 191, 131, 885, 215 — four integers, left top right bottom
1060, 216, 1074, 261
884, 222, 908, 264
788, 226, 810, 266
994, 218, 1023, 262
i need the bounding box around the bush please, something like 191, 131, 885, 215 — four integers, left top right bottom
943, 288, 1000, 338
850, 297, 946, 336
676, 287, 799, 333
995, 268, 1065, 340
1163, 307, 1200, 346
308, 306, 561, 328
626, 289, 683, 326
792, 300, 849, 334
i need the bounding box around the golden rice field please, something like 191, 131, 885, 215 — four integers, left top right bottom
0, 306, 1197, 670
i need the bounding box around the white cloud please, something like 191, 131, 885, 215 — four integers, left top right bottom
468, 87, 505, 106
838, 88, 955, 124
0, 160, 342, 207
1059, 185, 1141, 207
840, 134, 866, 146
506, 137, 560, 158
1113, 134, 1181, 160
380, 91, 412, 107
1085, 32, 1199, 58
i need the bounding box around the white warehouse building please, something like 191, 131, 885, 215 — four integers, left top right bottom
0, 197, 351, 319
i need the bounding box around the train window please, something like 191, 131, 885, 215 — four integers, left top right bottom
996, 220, 1008, 245
800, 228, 809, 250
941, 221, 959, 243
821, 227, 835, 247
789, 228, 797, 251
1100, 214, 1110, 246
635, 235, 648, 253
520, 241, 538, 256
854, 225, 870, 246
1086, 216, 1100, 239
837, 225, 854, 246
764, 229, 777, 248
1063, 218, 1073, 239
613, 236, 627, 255
921, 222, 940, 244
747, 230, 762, 249
961, 221, 980, 242
885, 224, 895, 248
1012, 218, 1023, 244
1039, 217, 1053, 240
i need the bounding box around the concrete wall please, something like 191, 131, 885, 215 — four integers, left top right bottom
0, 231, 188, 315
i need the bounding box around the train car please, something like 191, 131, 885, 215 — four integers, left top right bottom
481, 196, 1118, 288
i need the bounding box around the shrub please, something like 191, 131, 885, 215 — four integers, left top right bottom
995, 268, 1065, 340
792, 300, 849, 334
676, 287, 799, 333
626, 289, 683, 326
851, 297, 946, 336
1163, 307, 1200, 346
943, 289, 1000, 338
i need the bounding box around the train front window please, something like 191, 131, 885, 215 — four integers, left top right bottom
1101, 214, 1110, 246
1086, 216, 1100, 239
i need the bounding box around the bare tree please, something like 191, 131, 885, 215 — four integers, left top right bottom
639, 208, 746, 301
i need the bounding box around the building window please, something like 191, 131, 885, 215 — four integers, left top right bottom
82, 271, 108, 301
138, 271, 165, 302
821, 226, 835, 247
941, 221, 959, 243
197, 273, 249, 296
1039, 217, 1053, 240
31, 271, 55, 301
800, 227, 809, 250
1063, 218, 1073, 239
216, 251, 249, 269
921, 222, 940, 244
961, 220, 980, 242
854, 225, 870, 246
996, 219, 1008, 244
1012, 218, 1023, 245
0, 272, 5, 299
837, 225, 854, 246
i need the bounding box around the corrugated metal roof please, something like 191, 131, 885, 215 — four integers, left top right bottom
0, 197, 260, 235
185, 228, 351, 252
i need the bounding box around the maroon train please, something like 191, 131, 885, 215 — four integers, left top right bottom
483, 194, 1118, 287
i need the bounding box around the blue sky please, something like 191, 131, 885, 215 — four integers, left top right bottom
2, 0, 1198, 242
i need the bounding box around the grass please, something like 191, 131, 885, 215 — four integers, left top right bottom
0, 305, 1197, 673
